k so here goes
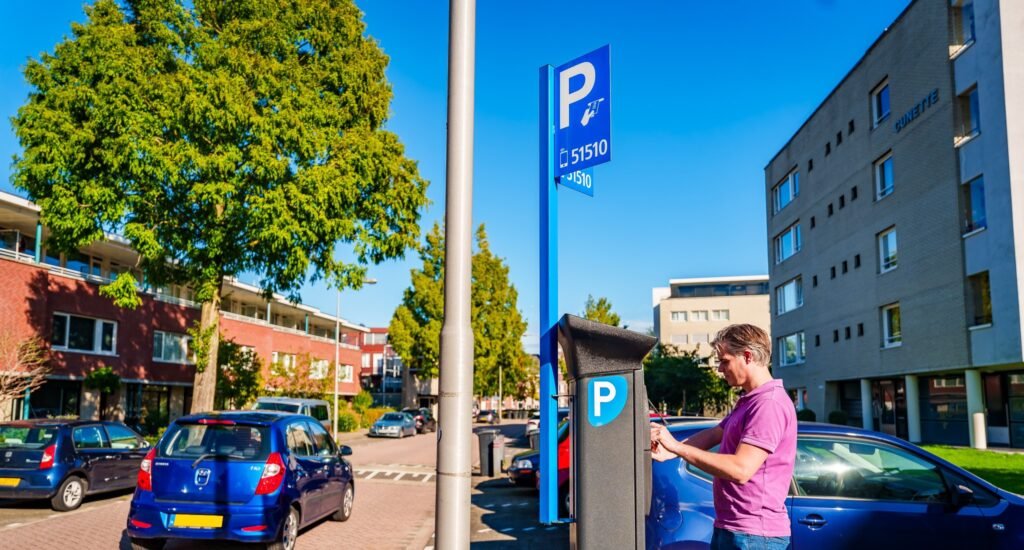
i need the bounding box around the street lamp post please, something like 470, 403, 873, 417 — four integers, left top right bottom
333, 278, 377, 439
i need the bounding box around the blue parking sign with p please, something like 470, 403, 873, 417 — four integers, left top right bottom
555, 45, 611, 177
587, 375, 627, 428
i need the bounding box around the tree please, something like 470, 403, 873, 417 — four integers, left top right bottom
215, 340, 263, 409
644, 344, 734, 416
0, 332, 51, 414
390, 224, 531, 401
581, 294, 621, 327
12, 0, 429, 413
84, 366, 121, 420
265, 353, 331, 399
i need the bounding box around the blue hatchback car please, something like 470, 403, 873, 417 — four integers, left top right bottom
648, 420, 1024, 549
0, 419, 149, 511
127, 411, 355, 550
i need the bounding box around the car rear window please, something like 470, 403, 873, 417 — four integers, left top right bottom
159, 423, 270, 461
254, 402, 301, 413
0, 426, 58, 449
381, 413, 406, 421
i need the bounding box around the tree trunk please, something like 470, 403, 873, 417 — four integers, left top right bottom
190, 290, 221, 413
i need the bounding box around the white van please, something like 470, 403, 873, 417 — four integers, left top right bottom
252, 397, 332, 431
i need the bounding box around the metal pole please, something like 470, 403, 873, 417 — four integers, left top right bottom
497, 363, 502, 424
334, 289, 341, 439
538, 64, 559, 524
436, 0, 475, 546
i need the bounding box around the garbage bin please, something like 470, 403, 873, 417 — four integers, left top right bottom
476, 428, 500, 476
490, 433, 505, 476
528, 431, 539, 450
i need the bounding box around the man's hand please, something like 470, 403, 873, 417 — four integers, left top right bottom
651, 440, 676, 462
650, 423, 679, 462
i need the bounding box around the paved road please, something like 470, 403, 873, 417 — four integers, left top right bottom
0, 421, 567, 549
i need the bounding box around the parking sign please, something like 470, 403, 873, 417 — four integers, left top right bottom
555, 45, 611, 177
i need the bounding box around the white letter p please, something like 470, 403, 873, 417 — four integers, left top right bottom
560, 62, 595, 130
593, 380, 616, 418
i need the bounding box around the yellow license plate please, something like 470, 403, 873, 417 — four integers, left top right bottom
0, 478, 20, 487
171, 514, 223, 529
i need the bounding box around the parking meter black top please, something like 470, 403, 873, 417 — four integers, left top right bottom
557, 314, 657, 550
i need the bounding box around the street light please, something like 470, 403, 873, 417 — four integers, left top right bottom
333, 277, 377, 439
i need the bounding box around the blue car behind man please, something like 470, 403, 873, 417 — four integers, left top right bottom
127, 411, 355, 550
648, 420, 1024, 549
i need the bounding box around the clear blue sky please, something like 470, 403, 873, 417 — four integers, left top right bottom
0, 1, 911, 353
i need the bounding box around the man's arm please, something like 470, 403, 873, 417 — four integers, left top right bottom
681, 426, 723, 451
666, 441, 769, 484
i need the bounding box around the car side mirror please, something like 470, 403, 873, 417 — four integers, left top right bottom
952, 484, 974, 508
340, 445, 353, 457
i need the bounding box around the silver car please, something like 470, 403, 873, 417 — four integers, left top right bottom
369, 412, 417, 438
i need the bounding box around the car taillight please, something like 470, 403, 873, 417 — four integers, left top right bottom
137, 448, 157, 491
39, 444, 56, 470
255, 452, 285, 495
197, 418, 237, 425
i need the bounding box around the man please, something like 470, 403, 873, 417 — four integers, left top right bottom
650, 324, 796, 550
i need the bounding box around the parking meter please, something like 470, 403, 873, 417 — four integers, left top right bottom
558, 314, 657, 549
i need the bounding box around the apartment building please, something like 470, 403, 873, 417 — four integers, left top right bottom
765, 0, 1024, 447
652, 276, 771, 357
0, 191, 365, 428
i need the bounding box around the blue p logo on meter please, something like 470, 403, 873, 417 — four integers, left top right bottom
587, 375, 627, 427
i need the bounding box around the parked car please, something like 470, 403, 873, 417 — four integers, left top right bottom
0, 419, 149, 511
369, 413, 417, 438
252, 397, 331, 431
401, 407, 436, 434
509, 419, 570, 489
126, 411, 354, 550
648, 420, 1024, 549
476, 410, 497, 424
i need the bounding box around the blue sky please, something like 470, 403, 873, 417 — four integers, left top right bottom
1, 1, 911, 352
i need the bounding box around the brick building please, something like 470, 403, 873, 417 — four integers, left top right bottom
0, 191, 365, 429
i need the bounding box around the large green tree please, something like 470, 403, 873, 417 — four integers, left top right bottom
644, 344, 734, 416
581, 294, 621, 327
12, 0, 429, 412
389, 223, 531, 399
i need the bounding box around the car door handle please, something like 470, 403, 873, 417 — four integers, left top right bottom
798, 515, 827, 527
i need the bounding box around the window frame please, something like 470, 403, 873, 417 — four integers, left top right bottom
956, 86, 981, 143
778, 332, 806, 366
961, 176, 987, 235
950, 0, 976, 54
152, 330, 192, 364
776, 277, 804, 315
871, 80, 891, 128
882, 303, 902, 348
967, 271, 992, 328
878, 227, 898, 274
774, 222, 803, 264
51, 312, 117, 355
670, 311, 687, 322
773, 171, 800, 214
874, 151, 894, 200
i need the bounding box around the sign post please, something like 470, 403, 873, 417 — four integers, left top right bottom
539, 45, 611, 524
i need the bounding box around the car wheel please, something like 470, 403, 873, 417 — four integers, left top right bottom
331, 483, 354, 522
267, 506, 299, 550
130, 538, 166, 550
51, 475, 87, 511
559, 484, 570, 517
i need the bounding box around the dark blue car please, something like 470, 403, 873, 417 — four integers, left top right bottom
127, 411, 355, 550
648, 420, 1024, 549
0, 419, 149, 511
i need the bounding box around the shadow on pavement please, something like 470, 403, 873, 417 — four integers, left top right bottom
470, 473, 568, 548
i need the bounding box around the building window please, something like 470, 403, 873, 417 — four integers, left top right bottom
830, 266, 836, 279
962, 176, 987, 234
810, 216, 816, 229
842, 260, 848, 274
153, 331, 190, 364
815, 334, 820, 347
851, 186, 858, 200
776, 277, 803, 315
272, 352, 297, 373
951, 1, 976, 50
778, 332, 806, 366
836, 131, 842, 145
808, 159, 814, 172
833, 330, 839, 343
855, 254, 861, 268
812, 275, 818, 287
845, 326, 851, 340
691, 333, 710, 344
670, 334, 688, 345
882, 303, 902, 347
828, 203, 834, 217
774, 223, 802, 264
310, 359, 330, 380
712, 309, 730, 321
872, 80, 890, 127
773, 171, 800, 214
857, 323, 864, 336
690, 310, 709, 322
878, 227, 898, 273
839, 195, 845, 209
670, 311, 687, 322
849, 119, 855, 134
967, 271, 992, 327
51, 313, 116, 354
957, 86, 980, 141
825, 142, 831, 156
874, 152, 894, 199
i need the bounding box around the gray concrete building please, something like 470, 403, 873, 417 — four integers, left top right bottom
765, 0, 1024, 448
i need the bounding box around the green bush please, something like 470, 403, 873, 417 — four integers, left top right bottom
360, 406, 393, 428
828, 410, 849, 426
796, 408, 817, 422
337, 410, 360, 432
353, 390, 373, 414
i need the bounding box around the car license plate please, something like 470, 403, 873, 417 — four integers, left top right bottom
171, 514, 223, 529
0, 477, 20, 487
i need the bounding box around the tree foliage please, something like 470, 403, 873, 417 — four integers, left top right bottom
644, 344, 734, 415
390, 223, 531, 399
12, 0, 429, 413
581, 294, 621, 327
265, 353, 331, 399
0, 331, 51, 402
215, 339, 263, 409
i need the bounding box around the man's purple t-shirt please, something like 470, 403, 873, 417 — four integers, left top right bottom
712, 379, 797, 537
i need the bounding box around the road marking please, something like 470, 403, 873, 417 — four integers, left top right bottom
421, 475, 433, 482
500, 527, 515, 533
546, 526, 557, 531
501, 503, 511, 507
477, 528, 492, 533
394, 472, 405, 481
365, 471, 379, 479
523, 526, 535, 532
6, 523, 22, 528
